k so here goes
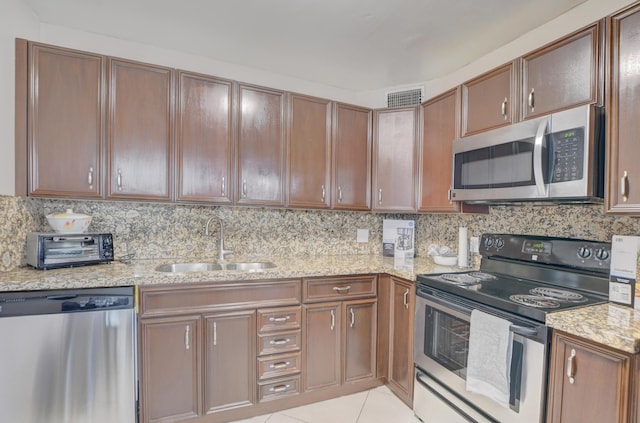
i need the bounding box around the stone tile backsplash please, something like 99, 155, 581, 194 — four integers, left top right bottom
0, 195, 638, 271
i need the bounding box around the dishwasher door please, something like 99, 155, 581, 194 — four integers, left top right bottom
0, 290, 136, 423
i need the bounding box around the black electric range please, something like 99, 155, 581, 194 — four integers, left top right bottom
417, 233, 611, 323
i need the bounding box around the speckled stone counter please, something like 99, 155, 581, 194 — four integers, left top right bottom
0, 255, 461, 292
547, 303, 640, 354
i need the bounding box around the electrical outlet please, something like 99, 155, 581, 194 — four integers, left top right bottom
470, 237, 480, 254
356, 229, 369, 243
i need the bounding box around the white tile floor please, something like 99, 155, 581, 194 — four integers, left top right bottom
233, 386, 421, 423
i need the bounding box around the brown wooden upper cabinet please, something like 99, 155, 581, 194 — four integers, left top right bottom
607, 3, 640, 214
461, 62, 516, 136
372, 107, 418, 212
332, 103, 372, 210
236, 84, 286, 206
176, 71, 234, 204
27, 43, 105, 198
286, 93, 332, 209
107, 58, 174, 200
521, 21, 602, 120
419, 88, 460, 212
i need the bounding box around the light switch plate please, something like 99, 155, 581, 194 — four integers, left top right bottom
357, 229, 369, 243
470, 236, 480, 254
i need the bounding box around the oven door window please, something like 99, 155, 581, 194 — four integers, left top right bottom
424, 305, 470, 379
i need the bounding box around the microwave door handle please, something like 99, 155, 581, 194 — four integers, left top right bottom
533, 119, 549, 197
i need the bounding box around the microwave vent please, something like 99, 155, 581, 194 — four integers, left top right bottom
386, 87, 423, 108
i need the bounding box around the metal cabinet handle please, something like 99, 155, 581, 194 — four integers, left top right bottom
269, 384, 290, 393
321, 185, 326, 202
349, 307, 355, 328
330, 309, 335, 331
213, 321, 217, 346
528, 88, 535, 110
333, 285, 351, 293
269, 316, 291, 323
567, 348, 576, 384
221, 177, 226, 196
403, 288, 409, 309
185, 325, 191, 350
88, 167, 94, 186
338, 186, 343, 203
117, 169, 123, 191
621, 171, 629, 202
378, 188, 383, 205
242, 180, 247, 198
501, 98, 508, 119
269, 338, 291, 345
270, 361, 291, 369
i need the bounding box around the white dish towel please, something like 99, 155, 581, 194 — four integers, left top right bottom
466, 309, 513, 408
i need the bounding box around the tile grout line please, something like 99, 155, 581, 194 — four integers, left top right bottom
354, 389, 371, 423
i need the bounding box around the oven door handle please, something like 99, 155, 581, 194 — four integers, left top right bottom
510, 324, 538, 337
533, 118, 549, 198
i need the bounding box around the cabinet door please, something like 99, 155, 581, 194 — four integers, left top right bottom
419, 88, 459, 213
372, 107, 418, 212
343, 299, 377, 384
303, 302, 341, 391
204, 310, 256, 414
237, 84, 286, 206
332, 103, 372, 210
607, 4, 640, 213
461, 62, 515, 136
287, 93, 331, 208
107, 59, 173, 200
522, 22, 601, 120
140, 316, 201, 423
547, 331, 632, 423
28, 44, 104, 198
176, 71, 233, 203
387, 277, 415, 407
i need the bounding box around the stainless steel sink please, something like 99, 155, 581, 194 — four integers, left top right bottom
155, 261, 276, 273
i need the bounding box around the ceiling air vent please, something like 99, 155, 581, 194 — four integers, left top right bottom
386, 87, 423, 108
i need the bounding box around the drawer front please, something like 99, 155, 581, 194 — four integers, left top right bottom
258, 330, 301, 356
258, 375, 301, 402
258, 306, 302, 333
303, 275, 377, 303
257, 352, 301, 381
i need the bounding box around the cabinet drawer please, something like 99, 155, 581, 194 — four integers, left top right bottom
258, 330, 301, 356
257, 352, 301, 381
303, 275, 377, 303
258, 306, 301, 333
258, 375, 301, 402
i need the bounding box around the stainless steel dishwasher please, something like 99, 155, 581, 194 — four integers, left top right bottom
0, 286, 137, 423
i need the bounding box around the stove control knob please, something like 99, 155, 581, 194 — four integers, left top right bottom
595, 249, 610, 261
484, 238, 494, 248
495, 239, 505, 249
577, 247, 592, 259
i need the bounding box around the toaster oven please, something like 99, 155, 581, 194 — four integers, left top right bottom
26, 232, 114, 269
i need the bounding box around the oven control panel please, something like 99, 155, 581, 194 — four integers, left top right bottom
480, 234, 611, 273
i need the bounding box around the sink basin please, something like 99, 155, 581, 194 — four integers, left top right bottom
155, 261, 276, 273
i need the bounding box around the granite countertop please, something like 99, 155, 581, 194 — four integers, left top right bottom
547, 303, 640, 354
0, 254, 459, 292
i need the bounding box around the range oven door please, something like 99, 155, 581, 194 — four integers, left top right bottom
413, 286, 549, 423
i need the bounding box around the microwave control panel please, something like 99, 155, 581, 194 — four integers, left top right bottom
550, 127, 584, 183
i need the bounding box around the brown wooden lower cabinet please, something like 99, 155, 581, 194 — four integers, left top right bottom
546, 330, 636, 423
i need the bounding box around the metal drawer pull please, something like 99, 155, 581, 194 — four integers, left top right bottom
330, 309, 335, 331
567, 348, 576, 384
333, 285, 351, 293
185, 325, 190, 350
269, 316, 291, 323
403, 288, 409, 309
213, 322, 217, 346
322, 185, 326, 202
378, 188, 383, 204
501, 98, 508, 119
269, 384, 290, 393
621, 171, 629, 202
221, 176, 225, 196
528, 88, 535, 109
242, 180, 247, 197
338, 186, 342, 203
350, 307, 355, 328
269, 338, 291, 345
117, 169, 123, 191
88, 167, 94, 186
269, 361, 291, 369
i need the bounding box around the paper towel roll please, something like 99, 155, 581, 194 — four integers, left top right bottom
458, 227, 469, 268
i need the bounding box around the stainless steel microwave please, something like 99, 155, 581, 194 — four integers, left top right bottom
450, 104, 605, 203
26, 232, 114, 269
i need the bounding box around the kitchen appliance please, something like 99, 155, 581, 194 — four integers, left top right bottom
450, 104, 605, 203
0, 286, 137, 423
414, 233, 610, 423
26, 232, 114, 269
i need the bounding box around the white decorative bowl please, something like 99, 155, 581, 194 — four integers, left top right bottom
432, 254, 458, 266
46, 209, 92, 233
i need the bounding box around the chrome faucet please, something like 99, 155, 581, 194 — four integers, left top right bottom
205, 217, 234, 261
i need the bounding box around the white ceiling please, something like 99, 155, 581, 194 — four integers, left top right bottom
23, 0, 588, 91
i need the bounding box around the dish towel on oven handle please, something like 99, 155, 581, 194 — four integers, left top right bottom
466, 309, 513, 408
